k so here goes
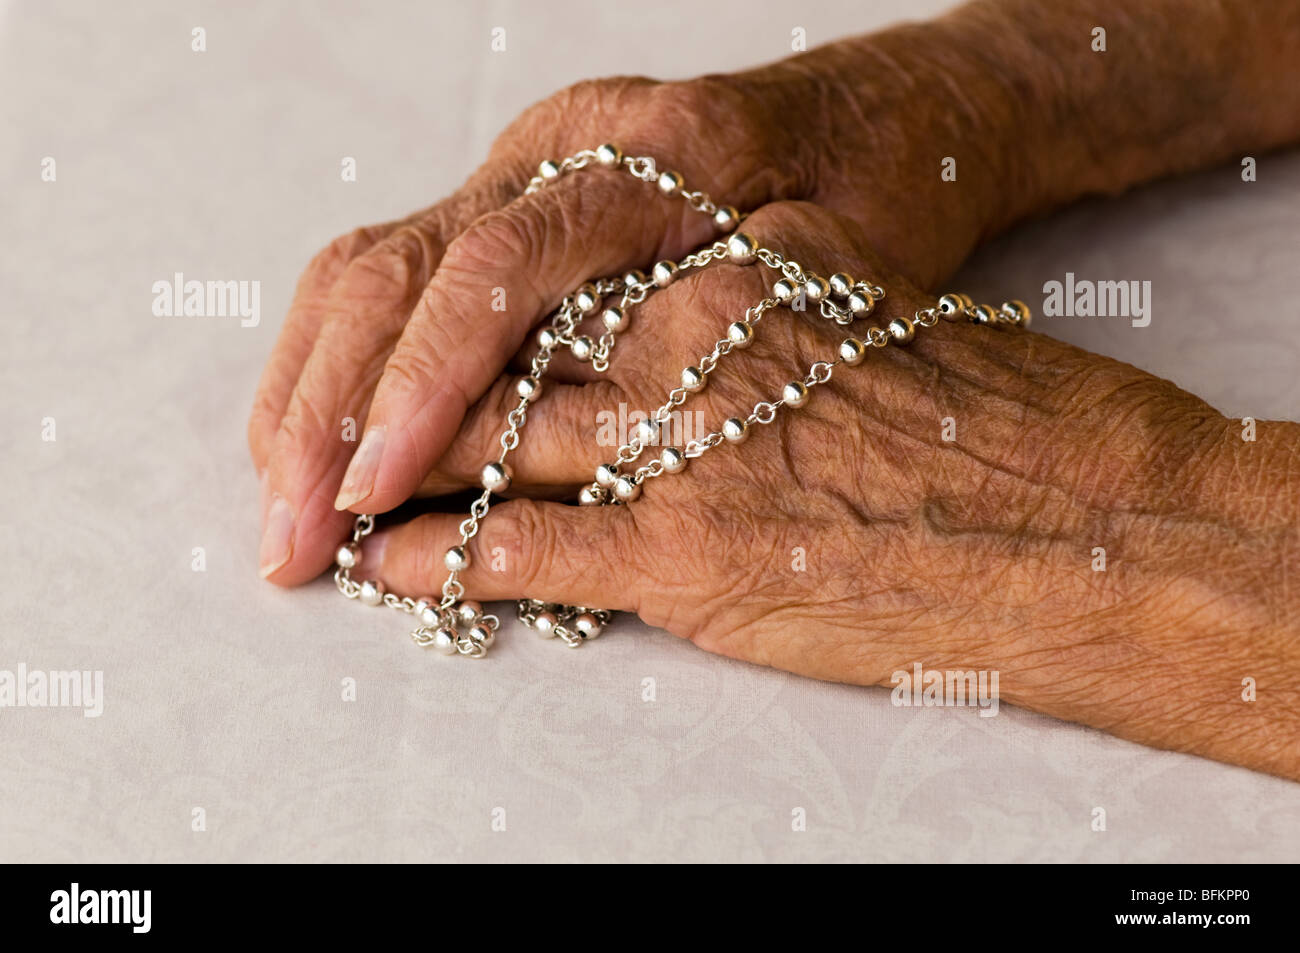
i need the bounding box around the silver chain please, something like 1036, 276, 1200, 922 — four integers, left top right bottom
332, 144, 1032, 656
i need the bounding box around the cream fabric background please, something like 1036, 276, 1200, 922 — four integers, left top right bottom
2, 0, 1297, 862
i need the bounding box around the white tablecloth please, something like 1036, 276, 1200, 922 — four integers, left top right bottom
3, 0, 1297, 862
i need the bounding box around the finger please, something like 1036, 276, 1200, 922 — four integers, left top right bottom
335, 165, 727, 515
247, 222, 398, 471
417, 377, 624, 496
358, 498, 641, 612
258, 172, 530, 586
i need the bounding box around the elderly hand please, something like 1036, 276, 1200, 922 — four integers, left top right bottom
354, 201, 1300, 780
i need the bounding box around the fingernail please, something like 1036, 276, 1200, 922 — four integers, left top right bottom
335, 427, 385, 510
259, 494, 295, 578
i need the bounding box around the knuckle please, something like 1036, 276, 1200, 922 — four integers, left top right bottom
337, 225, 435, 305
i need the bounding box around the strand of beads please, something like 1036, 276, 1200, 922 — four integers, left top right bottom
332, 144, 1032, 656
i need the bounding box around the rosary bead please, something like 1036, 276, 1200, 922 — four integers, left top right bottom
772, 278, 799, 304
971, 303, 999, 326
595, 143, 623, 167
829, 272, 855, 297
595, 463, 620, 487
713, 205, 740, 231
537, 327, 559, 349
937, 293, 966, 321
573, 612, 603, 639
660, 447, 687, 473
578, 484, 607, 506
804, 275, 830, 303
444, 546, 470, 573
839, 337, 866, 365
957, 292, 976, 312
723, 417, 749, 443
612, 474, 642, 502
516, 376, 543, 402
636, 417, 660, 445
652, 260, 679, 287
1001, 299, 1031, 327
681, 365, 706, 392
433, 626, 458, 655
847, 290, 875, 317
534, 611, 559, 638
359, 579, 385, 606
623, 268, 646, 289
538, 159, 562, 181
457, 599, 484, 626
335, 541, 362, 570
481, 461, 513, 493
887, 315, 916, 344
782, 381, 810, 408
469, 623, 495, 648
727, 320, 754, 348
416, 599, 439, 628
575, 284, 601, 315
657, 170, 684, 195
726, 231, 758, 265
601, 305, 629, 332
571, 335, 596, 362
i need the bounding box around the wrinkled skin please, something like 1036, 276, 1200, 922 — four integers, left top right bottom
250, 1, 1300, 779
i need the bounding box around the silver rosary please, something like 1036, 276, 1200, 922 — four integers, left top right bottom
333, 144, 1032, 657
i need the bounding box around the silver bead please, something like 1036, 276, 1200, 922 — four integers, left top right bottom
660, 447, 687, 473
723, 417, 749, 443
595, 143, 622, 168
537, 327, 559, 349
573, 612, 603, 640
432, 626, 458, 655
416, 599, 439, 628
571, 335, 595, 362
534, 610, 558, 638
828, 273, 855, 297
727, 321, 754, 348
887, 315, 916, 344
772, 278, 799, 304
804, 275, 830, 303
839, 337, 866, 365
681, 366, 706, 393
517, 376, 543, 402
481, 461, 512, 493
652, 260, 679, 287
1001, 299, 1031, 327
713, 205, 739, 231
456, 599, 483, 626
538, 159, 562, 180
595, 463, 620, 487
726, 231, 758, 265
971, 304, 999, 326
636, 417, 660, 445
847, 290, 875, 317
622, 269, 646, 289
578, 484, 607, 506
957, 292, 976, 312
575, 283, 601, 315
937, 293, 966, 321
444, 546, 470, 572
601, 306, 629, 332
782, 381, 810, 408
335, 541, 361, 570
657, 170, 684, 195
469, 623, 494, 648
359, 579, 385, 606
613, 475, 641, 502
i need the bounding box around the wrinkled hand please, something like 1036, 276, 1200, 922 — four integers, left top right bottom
358, 202, 1300, 778
248, 37, 1010, 584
